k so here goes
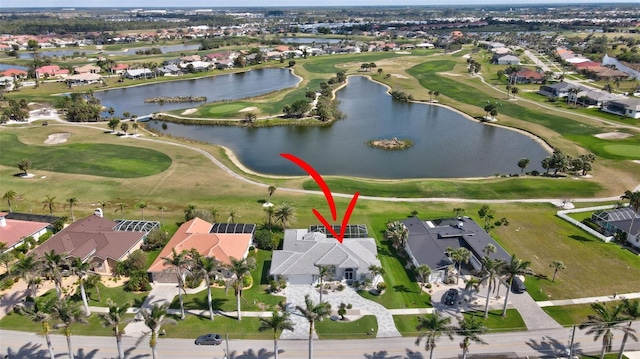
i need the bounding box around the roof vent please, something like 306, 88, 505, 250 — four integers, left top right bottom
94, 208, 103, 218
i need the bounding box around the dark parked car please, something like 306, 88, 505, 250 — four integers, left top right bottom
511, 276, 526, 294
195, 333, 223, 345
443, 288, 459, 306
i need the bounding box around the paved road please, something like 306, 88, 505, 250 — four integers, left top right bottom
2, 323, 640, 359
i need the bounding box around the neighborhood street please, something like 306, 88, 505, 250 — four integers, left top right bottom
3, 322, 640, 359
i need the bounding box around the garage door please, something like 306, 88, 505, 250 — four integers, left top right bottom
286, 275, 314, 285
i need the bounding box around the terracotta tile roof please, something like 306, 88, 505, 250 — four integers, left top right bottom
0, 215, 50, 249
147, 218, 252, 273
32, 215, 145, 262
2, 69, 28, 77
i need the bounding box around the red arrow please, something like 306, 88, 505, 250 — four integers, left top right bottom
281, 153, 360, 244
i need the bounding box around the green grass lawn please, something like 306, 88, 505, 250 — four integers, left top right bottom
315, 315, 378, 339
170, 250, 285, 313
303, 176, 603, 199
163, 314, 271, 340
541, 302, 624, 326
41, 283, 149, 308
0, 310, 133, 337
0, 132, 172, 178
393, 309, 526, 336
357, 217, 431, 309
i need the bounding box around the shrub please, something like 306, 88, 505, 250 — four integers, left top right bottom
0, 277, 15, 291
124, 250, 147, 272
337, 284, 345, 291
242, 274, 253, 289
142, 229, 170, 251
347, 303, 352, 309
426, 283, 432, 289
376, 282, 387, 291
38, 232, 53, 244
124, 270, 151, 292
255, 229, 276, 250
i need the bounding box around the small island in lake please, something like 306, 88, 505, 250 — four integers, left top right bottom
366, 137, 414, 150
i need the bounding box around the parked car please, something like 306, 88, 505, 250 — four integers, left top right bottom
511, 276, 526, 294
194, 333, 223, 345
443, 288, 458, 305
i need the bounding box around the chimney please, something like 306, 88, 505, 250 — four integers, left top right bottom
0, 215, 5, 227
94, 208, 103, 218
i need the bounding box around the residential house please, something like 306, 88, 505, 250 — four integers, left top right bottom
156, 64, 184, 76
583, 66, 629, 82
0, 212, 53, 252
510, 68, 544, 84
538, 82, 587, 99
1, 69, 28, 79
0, 76, 15, 91
66, 73, 102, 87
270, 225, 381, 285
123, 68, 154, 79
496, 55, 521, 65
110, 63, 129, 75
180, 54, 201, 62
181, 60, 211, 72
215, 59, 234, 70
35, 65, 69, 80
415, 42, 435, 49
32, 213, 158, 274
601, 97, 640, 119
73, 64, 101, 74
402, 216, 511, 283
568, 89, 622, 108
592, 207, 640, 249
147, 218, 254, 283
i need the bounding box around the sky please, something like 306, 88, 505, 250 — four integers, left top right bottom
15, 0, 640, 8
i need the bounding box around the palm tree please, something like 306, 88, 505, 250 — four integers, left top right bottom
550, 260, 565, 282
98, 200, 109, 212
481, 257, 505, 318
296, 294, 331, 359
416, 264, 432, 288
50, 298, 88, 359
191, 251, 220, 320
267, 185, 276, 202
317, 265, 331, 303
274, 202, 297, 231
157, 205, 166, 226
579, 302, 634, 359
264, 206, 275, 231
84, 273, 102, 302
501, 255, 533, 317
621, 190, 640, 239
115, 202, 127, 220
258, 309, 295, 359
433, 91, 440, 102
161, 248, 191, 320
415, 311, 455, 359
618, 299, 640, 359
65, 197, 78, 222
15, 298, 56, 359
136, 201, 148, 220
99, 299, 132, 359
42, 195, 57, 216
464, 276, 482, 301
445, 247, 471, 284
456, 315, 488, 359
3, 189, 17, 212
138, 303, 177, 359
385, 221, 408, 250
517, 158, 530, 174
225, 256, 257, 321
227, 209, 239, 223
15, 253, 40, 298
452, 207, 465, 218
69, 257, 92, 316
43, 250, 66, 300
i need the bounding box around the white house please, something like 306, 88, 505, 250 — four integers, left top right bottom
601, 97, 640, 119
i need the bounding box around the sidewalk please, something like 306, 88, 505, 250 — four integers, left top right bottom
538, 291, 640, 307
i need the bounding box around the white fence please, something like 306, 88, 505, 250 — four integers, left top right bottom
556, 204, 616, 243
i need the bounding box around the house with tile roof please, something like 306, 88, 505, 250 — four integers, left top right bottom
32, 213, 155, 274
269, 227, 381, 285
1, 69, 28, 79
0, 212, 51, 252
35, 65, 69, 79
510, 68, 544, 84
402, 216, 511, 283
74, 64, 101, 74
147, 218, 253, 283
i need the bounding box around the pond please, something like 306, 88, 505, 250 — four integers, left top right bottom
93, 68, 300, 117
145, 76, 550, 178
0, 63, 28, 71
17, 44, 202, 59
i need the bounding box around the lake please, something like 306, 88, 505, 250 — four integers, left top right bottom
0, 63, 28, 71
17, 44, 202, 59
145, 76, 550, 178
93, 68, 300, 117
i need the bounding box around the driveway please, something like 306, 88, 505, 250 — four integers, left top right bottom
280, 284, 401, 340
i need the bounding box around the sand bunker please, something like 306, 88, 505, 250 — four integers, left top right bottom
181, 108, 198, 115
594, 132, 633, 139
44, 132, 71, 145
239, 106, 258, 112
392, 74, 409, 79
